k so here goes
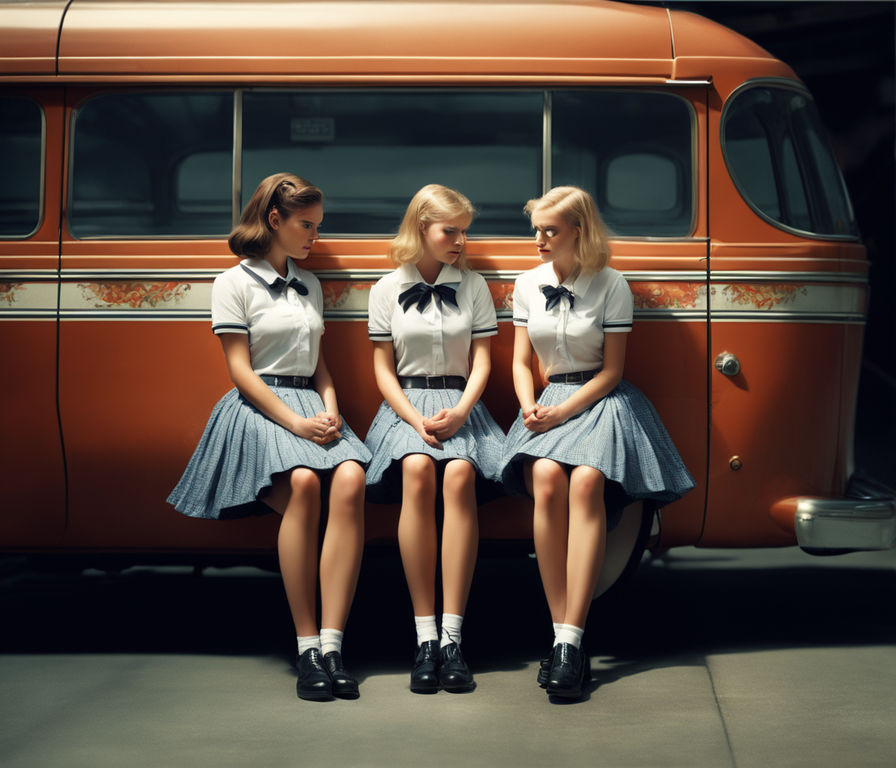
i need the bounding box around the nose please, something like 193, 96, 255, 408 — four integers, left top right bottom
455, 232, 465, 245
535, 231, 545, 247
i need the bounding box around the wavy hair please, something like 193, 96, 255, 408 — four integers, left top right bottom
390, 184, 475, 268
228, 173, 323, 258
524, 186, 611, 273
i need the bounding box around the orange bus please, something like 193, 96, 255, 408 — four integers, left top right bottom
1, 0, 892, 592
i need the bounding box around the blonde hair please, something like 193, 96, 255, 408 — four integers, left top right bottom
524, 186, 611, 273
228, 173, 323, 258
390, 184, 475, 268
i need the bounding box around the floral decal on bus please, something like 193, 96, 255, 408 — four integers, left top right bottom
78, 281, 191, 309
717, 284, 807, 310
0, 282, 24, 305
631, 282, 703, 310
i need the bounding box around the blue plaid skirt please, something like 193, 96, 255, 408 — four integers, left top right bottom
499, 379, 694, 504
364, 388, 505, 504
168, 386, 371, 520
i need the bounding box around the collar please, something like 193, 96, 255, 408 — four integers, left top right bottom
535, 261, 597, 296
397, 262, 463, 287
240, 257, 303, 294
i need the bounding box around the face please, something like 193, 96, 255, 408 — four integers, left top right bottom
531, 206, 579, 267
269, 202, 323, 260
420, 216, 469, 267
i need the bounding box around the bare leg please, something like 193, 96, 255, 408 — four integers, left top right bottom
530, 458, 570, 624
319, 461, 366, 632
563, 466, 606, 628
398, 454, 438, 617
264, 468, 322, 637
440, 459, 478, 616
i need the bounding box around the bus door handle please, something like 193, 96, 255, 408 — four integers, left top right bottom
714, 352, 741, 377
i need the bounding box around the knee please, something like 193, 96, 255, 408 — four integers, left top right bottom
332, 461, 366, 503
442, 459, 475, 499
289, 467, 321, 500
532, 459, 567, 503
402, 454, 436, 496
571, 466, 605, 500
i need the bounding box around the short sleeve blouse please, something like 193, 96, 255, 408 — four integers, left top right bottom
512, 262, 632, 377
367, 263, 498, 378
210, 257, 324, 377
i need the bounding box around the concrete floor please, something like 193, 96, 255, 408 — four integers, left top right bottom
1, 545, 895, 768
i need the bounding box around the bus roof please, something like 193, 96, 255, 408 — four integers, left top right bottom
1, 0, 788, 83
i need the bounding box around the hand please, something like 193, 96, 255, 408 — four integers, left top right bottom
292, 413, 341, 444
317, 411, 343, 433
522, 403, 568, 433
413, 416, 443, 449
422, 407, 467, 441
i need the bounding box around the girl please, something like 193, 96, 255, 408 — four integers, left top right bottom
365, 184, 504, 693
168, 173, 371, 702
500, 186, 694, 699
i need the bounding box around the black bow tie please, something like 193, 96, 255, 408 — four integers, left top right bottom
541, 284, 574, 311
398, 282, 459, 313
272, 276, 309, 296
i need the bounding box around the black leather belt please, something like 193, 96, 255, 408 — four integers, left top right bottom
398, 375, 466, 390
547, 369, 599, 384
260, 374, 313, 388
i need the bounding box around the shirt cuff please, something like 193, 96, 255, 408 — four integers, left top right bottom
212, 323, 248, 335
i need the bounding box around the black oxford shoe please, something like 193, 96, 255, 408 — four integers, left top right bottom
296, 648, 334, 701
439, 642, 475, 693
537, 647, 555, 688
410, 639, 440, 694
545, 642, 586, 699
323, 651, 360, 700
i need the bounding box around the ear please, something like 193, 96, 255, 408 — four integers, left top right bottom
268, 208, 280, 231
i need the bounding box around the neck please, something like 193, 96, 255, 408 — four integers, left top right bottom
264, 249, 289, 278
416, 255, 442, 285
552, 254, 577, 284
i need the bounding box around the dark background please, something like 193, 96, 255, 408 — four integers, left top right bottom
644, 1, 895, 490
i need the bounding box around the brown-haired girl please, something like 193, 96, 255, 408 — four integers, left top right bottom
500, 186, 694, 699
168, 173, 371, 702
364, 184, 504, 693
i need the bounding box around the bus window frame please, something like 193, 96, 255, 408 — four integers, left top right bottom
63, 84, 700, 242
720, 77, 859, 243
0, 93, 46, 241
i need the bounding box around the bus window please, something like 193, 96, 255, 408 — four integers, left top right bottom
550, 91, 694, 237
0, 97, 43, 238
69, 92, 234, 238
722, 84, 857, 238
241, 90, 543, 236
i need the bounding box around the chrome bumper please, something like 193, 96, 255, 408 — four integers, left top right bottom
793, 497, 896, 553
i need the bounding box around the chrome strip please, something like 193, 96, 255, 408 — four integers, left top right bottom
709, 271, 868, 284
9, 268, 864, 284
232, 89, 243, 228
542, 90, 552, 194
794, 497, 896, 552
665, 79, 712, 86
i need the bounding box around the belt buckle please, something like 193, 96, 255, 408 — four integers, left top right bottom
426, 375, 443, 389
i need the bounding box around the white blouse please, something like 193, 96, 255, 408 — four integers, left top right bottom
367, 262, 498, 378
211, 257, 324, 377
512, 262, 632, 377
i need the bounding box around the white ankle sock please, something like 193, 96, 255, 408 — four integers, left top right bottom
553, 624, 584, 649
440, 613, 464, 648
297, 635, 321, 655
320, 628, 343, 656
552, 621, 562, 644
414, 615, 439, 646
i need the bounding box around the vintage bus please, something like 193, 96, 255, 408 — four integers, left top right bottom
1, 0, 892, 592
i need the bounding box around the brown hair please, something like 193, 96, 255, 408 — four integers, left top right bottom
390, 184, 475, 269
228, 173, 323, 258
524, 186, 612, 273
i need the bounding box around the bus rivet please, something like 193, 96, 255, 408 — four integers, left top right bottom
729, 456, 743, 471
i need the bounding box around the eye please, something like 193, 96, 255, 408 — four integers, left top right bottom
545, 228, 558, 238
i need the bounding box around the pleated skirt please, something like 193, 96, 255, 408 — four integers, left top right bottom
167, 386, 372, 520
499, 379, 695, 504
364, 388, 506, 504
